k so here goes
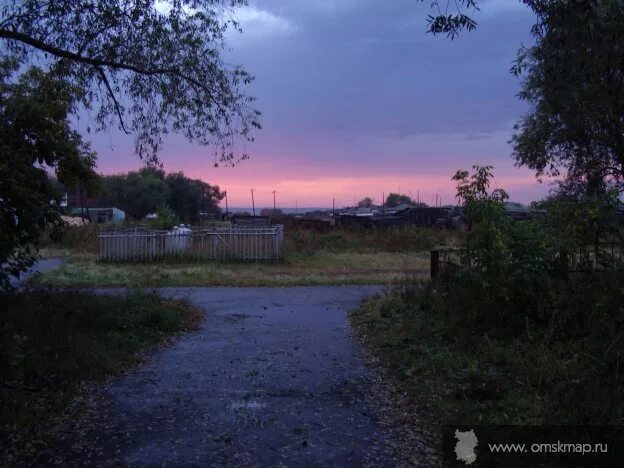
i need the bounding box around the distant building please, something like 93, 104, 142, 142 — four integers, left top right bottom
199, 211, 220, 220
504, 202, 531, 221
355, 207, 374, 217
385, 202, 413, 213
70, 207, 126, 224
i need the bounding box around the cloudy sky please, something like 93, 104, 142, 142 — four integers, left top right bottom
88, 0, 548, 208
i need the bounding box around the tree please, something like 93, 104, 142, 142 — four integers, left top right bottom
511, 0, 624, 196
357, 197, 373, 208
452, 165, 508, 226
385, 193, 413, 207
48, 176, 67, 201
0, 0, 261, 165
101, 167, 170, 219
0, 62, 96, 290
165, 172, 223, 222
100, 168, 223, 221
0, 1, 261, 286
418, 0, 479, 38
148, 205, 179, 231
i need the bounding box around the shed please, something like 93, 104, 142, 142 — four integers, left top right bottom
70, 207, 126, 224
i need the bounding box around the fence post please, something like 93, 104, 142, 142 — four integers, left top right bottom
430, 249, 440, 279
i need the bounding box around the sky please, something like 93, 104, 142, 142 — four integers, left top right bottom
85, 0, 550, 208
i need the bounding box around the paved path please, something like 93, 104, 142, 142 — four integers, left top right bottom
8, 258, 64, 289
37, 286, 402, 467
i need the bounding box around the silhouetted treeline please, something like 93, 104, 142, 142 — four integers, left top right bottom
100, 167, 224, 222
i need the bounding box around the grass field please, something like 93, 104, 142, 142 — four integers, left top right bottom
34, 250, 430, 287
34, 225, 457, 287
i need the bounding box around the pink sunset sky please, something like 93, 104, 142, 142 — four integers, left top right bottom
83, 0, 551, 208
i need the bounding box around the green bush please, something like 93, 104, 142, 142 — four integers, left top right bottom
284, 226, 460, 256
353, 271, 624, 426
351, 167, 624, 431
148, 205, 179, 230
40, 223, 103, 253
447, 166, 623, 331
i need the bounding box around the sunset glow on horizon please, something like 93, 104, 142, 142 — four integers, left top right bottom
85, 0, 549, 208
95, 151, 549, 207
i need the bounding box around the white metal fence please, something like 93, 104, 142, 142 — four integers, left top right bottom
99, 226, 284, 262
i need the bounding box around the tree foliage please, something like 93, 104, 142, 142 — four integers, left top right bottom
0, 62, 96, 291
418, 0, 480, 38
511, 0, 624, 195
100, 167, 170, 219
0, 1, 259, 286
165, 171, 223, 222
452, 166, 510, 276
147, 205, 179, 230
385, 193, 413, 207
100, 167, 223, 221
447, 166, 622, 328
453, 165, 508, 223
0, 0, 261, 166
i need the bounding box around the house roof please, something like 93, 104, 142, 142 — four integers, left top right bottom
388, 203, 413, 212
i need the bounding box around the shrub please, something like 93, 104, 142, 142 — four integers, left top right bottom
148, 205, 179, 230
351, 167, 624, 431
353, 270, 624, 427
40, 223, 103, 253
424, 166, 624, 422
284, 226, 460, 256
446, 166, 623, 331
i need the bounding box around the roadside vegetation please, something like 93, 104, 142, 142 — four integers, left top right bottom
350, 167, 624, 454
352, 2, 624, 453
284, 226, 459, 255
0, 290, 203, 464
33, 225, 460, 288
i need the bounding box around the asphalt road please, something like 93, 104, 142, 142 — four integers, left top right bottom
34, 286, 405, 467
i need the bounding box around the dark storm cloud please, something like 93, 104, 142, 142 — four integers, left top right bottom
227, 0, 534, 151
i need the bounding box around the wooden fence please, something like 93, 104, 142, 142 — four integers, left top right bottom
405, 207, 451, 227
99, 226, 284, 262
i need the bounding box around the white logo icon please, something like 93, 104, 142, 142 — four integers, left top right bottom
454, 429, 478, 465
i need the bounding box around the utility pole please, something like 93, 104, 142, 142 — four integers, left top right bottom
272, 190, 276, 216
382, 192, 385, 212
251, 189, 255, 216
224, 191, 229, 220
332, 198, 335, 216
